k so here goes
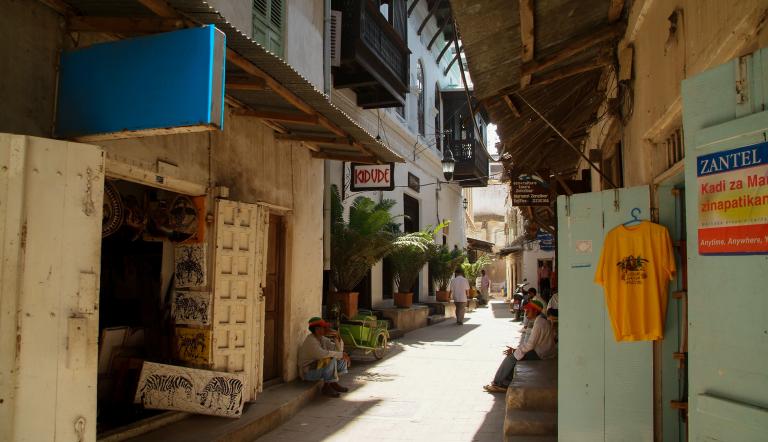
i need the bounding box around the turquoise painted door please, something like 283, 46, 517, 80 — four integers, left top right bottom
557, 186, 653, 441
682, 49, 768, 441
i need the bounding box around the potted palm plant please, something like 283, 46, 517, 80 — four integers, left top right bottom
329, 185, 400, 318
428, 244, 466, 302
389, 224, 446, 308
461, 255, 492, 299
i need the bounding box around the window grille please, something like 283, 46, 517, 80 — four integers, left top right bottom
665, 127, 685, 169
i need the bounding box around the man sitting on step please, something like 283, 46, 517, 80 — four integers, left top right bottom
483, 299, 556, 393
298, 317, 352, 397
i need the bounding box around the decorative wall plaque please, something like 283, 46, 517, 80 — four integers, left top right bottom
174, 327, 212, 366
172, 291, 212, 326
134, 361, 246, 418
174, 244, 207, 288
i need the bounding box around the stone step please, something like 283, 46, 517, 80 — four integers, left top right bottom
387, 328, 405, 340
504, 410, 557, 437
506, 359, 558, 411
427, 314, 445, 325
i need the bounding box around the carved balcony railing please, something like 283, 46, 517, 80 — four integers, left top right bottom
446, 138, 490, 187
332, 0, 409, 108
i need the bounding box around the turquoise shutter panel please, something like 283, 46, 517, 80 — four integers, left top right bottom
682, 48, 768, 442
252, 0, 284, 57
557, 186, 653, 442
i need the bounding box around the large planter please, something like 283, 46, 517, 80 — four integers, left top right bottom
436, 290, 450, 302
468, 288, 478, 299
394, 292, 413, 308
329, 291, 359, 318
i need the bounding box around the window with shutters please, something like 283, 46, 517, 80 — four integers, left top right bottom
434, 83, 442, 152
253, 0, 284, 57
416, 61, 425, 136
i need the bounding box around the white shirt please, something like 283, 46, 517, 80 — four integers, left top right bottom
547, 293, 559, 311
449, 276, 470, 302
514, 316, 556, 360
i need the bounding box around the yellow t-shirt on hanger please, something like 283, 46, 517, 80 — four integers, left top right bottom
595, 221, 676, 341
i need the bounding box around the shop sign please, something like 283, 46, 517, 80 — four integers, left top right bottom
697, 141, 768, 255
537, 230, 555, 251
511, 175, 550, 206
350, 163, 395, 191
408, 172, 420, 192
134, 361, 246, 417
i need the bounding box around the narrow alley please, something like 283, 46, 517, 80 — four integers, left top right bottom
258, 301, 521, 442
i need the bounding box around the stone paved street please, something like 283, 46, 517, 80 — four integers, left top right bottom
257, 299, 523, 442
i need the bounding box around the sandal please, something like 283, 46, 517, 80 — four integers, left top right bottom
483, 384, 507, 393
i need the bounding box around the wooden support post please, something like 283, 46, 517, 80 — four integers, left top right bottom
521, 23, 625, 76
427, 17, 452, 50
519, 0, 535, 87
407, 0, 421, 17
417, 0, 444, 35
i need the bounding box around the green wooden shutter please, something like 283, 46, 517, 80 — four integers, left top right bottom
252, 0, 284, 57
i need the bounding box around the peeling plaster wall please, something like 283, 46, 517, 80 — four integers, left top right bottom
583, 0, 768, 189
0, 0, 62, 137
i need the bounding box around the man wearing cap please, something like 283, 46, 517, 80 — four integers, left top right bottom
298, 317, 351, 397
483, 299, 556, 392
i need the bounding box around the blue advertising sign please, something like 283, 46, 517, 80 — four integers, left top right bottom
537, 230, 555, 251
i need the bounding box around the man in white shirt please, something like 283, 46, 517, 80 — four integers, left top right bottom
298, 317, 352, 397
449, 268, 471, 325
483, 299, 556, 392
479, 269, 491, 306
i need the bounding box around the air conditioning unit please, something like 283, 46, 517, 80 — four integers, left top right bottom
330, 11, 342, 67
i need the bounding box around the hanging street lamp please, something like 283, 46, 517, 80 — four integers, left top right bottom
441, 148, 456, 182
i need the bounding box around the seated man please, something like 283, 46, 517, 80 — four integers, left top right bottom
483, 299, 556, 392
298, 317, 351, 397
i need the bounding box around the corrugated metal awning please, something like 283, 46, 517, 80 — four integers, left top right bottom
60, 0, 403, 164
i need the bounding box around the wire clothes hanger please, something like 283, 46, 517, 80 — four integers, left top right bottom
623, 207, 644, 226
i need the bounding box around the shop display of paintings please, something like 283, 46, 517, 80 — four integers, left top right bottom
171, 290, 212, 326
134, 361, 246, 418
173, 327, 212, 366
174, 243, 207, 288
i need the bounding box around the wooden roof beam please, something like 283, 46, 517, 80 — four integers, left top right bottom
275, 134, 355, 146
66, 16, 185, 33
608, 0, 625, 22
311, 151, 377, 163
436, 37, 454, 63
226, 78, 267, 91
519, 0, 535, 87
417, 0, 444, 35
526, 55, 612, 89
443, 45, 463, 75
502, 95, 521, 117
521, 23, 625, 76
232, 109, 320, 124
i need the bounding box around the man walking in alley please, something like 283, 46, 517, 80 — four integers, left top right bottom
449, 268, 471, 325
298, 317, 351, 397
483, 299, 556, 392
479, 269, 491, 306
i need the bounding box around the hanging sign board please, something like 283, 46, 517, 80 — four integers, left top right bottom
697, 141, 768, 255
350, 163, 395, 191
408, 172, 420, 192
511, 175, 550, 206
536, 230, 555, 251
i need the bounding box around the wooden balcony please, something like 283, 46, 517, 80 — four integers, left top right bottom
332, 0, 409, 109
447, 139, 490, 187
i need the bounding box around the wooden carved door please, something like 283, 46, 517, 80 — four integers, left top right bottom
262, 214, 284, 382
212, 200, 269, 400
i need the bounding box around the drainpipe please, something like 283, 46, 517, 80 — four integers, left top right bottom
323, 0, 332, 97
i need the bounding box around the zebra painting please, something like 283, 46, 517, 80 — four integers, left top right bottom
172, 291, 211, 326
138, 374, 193, 407
198, 377, 244, 413
174, 244, 206, 288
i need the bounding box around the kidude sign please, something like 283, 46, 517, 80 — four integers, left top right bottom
350, 163, 395, 191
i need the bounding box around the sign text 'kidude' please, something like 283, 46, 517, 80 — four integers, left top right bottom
350, 163, 395, 191
697, 141, 768, 255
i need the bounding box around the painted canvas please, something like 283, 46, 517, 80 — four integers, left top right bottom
174, 327, 212, 366
175, 243, 207, 288
134, 362, 246, 418
172, 290, 212, 326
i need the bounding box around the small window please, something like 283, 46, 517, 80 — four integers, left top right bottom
253, 0, 284, 57
416, 61, 425, 136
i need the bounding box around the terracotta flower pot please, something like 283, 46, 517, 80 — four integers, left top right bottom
329, 291, 359, 318
436, 290, 450, 302
394, 292, 413, 308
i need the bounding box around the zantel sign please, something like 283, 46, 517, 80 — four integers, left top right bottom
350, 163, 395, 191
